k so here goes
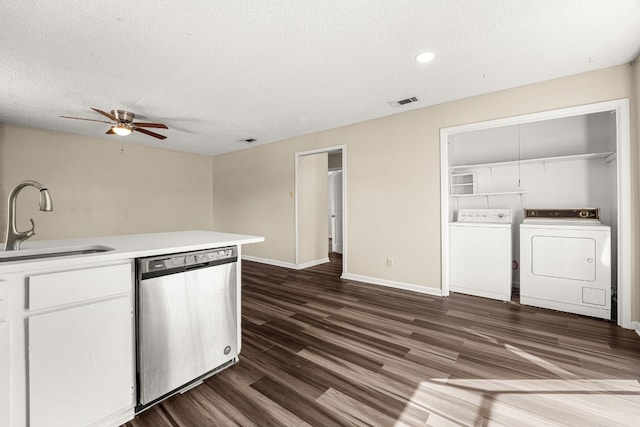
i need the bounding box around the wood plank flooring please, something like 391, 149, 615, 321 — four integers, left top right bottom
124, 255, 640, 426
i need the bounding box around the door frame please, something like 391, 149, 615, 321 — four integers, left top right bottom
295, 145, 347, 274
327, 169, 343, 253
440, 98, 632, 329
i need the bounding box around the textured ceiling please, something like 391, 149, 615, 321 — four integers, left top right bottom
1, 1, 639, 156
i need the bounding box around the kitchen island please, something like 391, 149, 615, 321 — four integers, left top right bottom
0, 230, 264, 427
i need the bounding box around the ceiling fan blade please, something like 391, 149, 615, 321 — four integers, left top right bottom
134, 127, 166, 140
59, 115, 113, 124
106, 128, 116, 135
132, 122, 169, 129
91, 107, 117, 121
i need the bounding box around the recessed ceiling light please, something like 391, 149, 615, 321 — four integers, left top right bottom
416, 52, 435, 63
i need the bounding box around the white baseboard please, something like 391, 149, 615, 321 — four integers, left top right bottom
241, 255, 297, 269
341, 273, 443, 296
631, 321, 640, 337
241, 255, 329, 270
242, 256, 442, 296
296, 258, 330, 269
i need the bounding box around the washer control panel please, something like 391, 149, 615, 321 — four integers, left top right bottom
456, 209, 513, 224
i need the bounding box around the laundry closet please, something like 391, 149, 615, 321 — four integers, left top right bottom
446, 109, 619, 321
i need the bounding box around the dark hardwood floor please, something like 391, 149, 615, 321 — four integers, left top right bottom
125, 254, 640, 426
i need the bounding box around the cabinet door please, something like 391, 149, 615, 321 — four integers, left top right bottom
0, 321, 9, 427
28, 296, 133, 427
0, 279, 8, 427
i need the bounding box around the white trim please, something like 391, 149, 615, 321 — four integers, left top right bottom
440, 127, 451, 297
341, 273, 443, 297
297, 258, 330, 269
614, 99, 632, 329
242, 254, 330, 270
441, 100, 628, 135
294, 152, 300, 266
631, 321, 640, 337
242, 255, 297, 270
440, 98, 632, 329
295, 145, 347, 274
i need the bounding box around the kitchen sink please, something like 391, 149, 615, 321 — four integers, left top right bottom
0, 245, 114, 263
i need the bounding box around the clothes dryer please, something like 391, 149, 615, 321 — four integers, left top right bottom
519, 208, 611, 320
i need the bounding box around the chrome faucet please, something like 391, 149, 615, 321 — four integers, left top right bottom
4, 180, 53, 251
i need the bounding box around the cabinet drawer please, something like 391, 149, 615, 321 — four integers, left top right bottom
28, 263, 132, 310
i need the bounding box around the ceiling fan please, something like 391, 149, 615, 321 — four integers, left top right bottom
60, 108, 168, 139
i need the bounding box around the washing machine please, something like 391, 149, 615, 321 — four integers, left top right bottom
519, 208, 611, 320
449, 209, 514, 302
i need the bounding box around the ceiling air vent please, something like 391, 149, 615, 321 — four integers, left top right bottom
388, 97, 419, 107
399, 96, 418, 105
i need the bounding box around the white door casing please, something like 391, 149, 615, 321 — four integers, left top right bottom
329, 170, 344, 254
295, 145, 347, 272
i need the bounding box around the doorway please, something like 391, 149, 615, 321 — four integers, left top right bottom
295, 145, 347, 276
328, 154, 343, 255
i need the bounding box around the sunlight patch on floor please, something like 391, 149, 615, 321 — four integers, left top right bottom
394, 336, 640, 425
396, 378, 640, 426
504, 343, 579, 380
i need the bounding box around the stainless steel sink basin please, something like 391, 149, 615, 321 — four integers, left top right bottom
0, 245, 114, 263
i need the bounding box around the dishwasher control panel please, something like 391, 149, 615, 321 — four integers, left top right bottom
139, 246, 238, 275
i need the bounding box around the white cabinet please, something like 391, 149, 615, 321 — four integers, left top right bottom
28, 297, 132, 427
0, 279, 9, 427
0, 320, 9, 427
23, 262, 134, 427
0, 260, 135, 427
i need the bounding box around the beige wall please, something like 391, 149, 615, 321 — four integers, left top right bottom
211, 64, 638, 318
0, 125, 213, 241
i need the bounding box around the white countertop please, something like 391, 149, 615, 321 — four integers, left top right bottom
0, 230, 264, 273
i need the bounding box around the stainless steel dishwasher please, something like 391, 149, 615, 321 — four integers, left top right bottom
135, 246, 239, 411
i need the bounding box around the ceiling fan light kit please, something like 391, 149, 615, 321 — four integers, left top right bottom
59, 108, 169, 140
112, 123, 133, 136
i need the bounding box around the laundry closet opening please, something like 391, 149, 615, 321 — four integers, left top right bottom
440, 99, 631, 328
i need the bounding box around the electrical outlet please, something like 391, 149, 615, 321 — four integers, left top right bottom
386, 258, 393, 267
